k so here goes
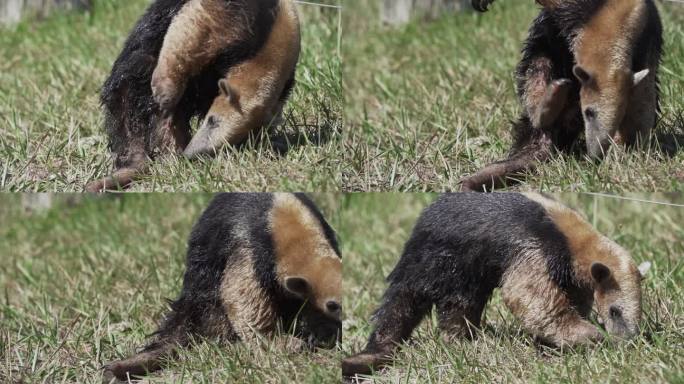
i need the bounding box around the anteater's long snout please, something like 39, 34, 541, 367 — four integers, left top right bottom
182, 128, 216, 160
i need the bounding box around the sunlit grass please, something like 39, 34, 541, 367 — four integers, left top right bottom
0, 0, 342, 192
340, 193, 684, 383
0, 194, 343, 383
342, 1, 684, 192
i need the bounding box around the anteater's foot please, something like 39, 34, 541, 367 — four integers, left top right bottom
151, 71, 182, 114
533, 78, 572, 129
155, 116, 190, 153
342, 351, 391, 379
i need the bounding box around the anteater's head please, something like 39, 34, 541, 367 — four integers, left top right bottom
523, 193, 651, 340
270, 193, 342, 348
183, 79, 280, 159
572, 65, 650, 158
283, 266, 342, 348
571, 0, 651, 158
589, 241, 651, 339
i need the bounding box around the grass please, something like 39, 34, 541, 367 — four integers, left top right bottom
0, 0, 342, 192
341, 1, 684, 192
0, 194, 343, 383
340, 193, 684, 383
1, 193, 683, 383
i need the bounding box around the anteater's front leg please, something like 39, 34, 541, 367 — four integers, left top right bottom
501, 259, 602, 347
155, 108, 192, 153
151, 0, 254, 112
219, 256, 279, 346
519, 56, 571, 131
460, 128, 553, 191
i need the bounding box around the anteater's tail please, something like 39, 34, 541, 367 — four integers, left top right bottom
103, 307, 191, 382
102, 339, 179, 382
460, 120, 552, 191
85, 165, 146, 193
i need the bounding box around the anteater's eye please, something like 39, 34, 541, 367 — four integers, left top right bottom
326, 301, 341, 313
609, 306, 622, 319
584, 108, 597, 120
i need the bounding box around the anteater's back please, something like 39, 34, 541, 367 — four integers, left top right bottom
388, 193, 575, 300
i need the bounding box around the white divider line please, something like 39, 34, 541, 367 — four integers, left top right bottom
580, 192, 684, 208
294, 1, 342, 9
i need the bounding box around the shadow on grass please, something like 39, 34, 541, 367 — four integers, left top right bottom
265, 103, 340, 156
269, 120, 339, 156
655, 112, 684, 157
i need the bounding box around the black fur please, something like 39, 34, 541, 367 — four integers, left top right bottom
346, 193, 593, 376
512, 10, 584, 153
462, 0, 663, 191
155, 193, 341, 347
104, 193, 339, 380
101, 0, 282, 169
512, 1, 663, 152
383, 193, 578, 313
471, 0, 495, 12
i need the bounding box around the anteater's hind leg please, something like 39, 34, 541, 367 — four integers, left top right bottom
342, 289, 431, 378
436, 297, 485, 342
460, 128, 553, 191
501, 259, 602, 347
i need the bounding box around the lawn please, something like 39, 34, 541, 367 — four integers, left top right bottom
0, 193, 343, 383
340, 193, 684, 383
342, 1, 684, 192
0, 0, 342, 192
1, 193, 682, 383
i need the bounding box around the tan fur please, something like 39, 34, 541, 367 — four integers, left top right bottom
501, 248, 601, 346
269, 193, 342, 320
521, 57, 554, 127
521, 193, 634, 284
180, 0, 301, 157
572, 0, 654, 145
202, 0, 300, 142
522, 193, 643, 335
151, 0, 248, 110
219, 247, 279, 342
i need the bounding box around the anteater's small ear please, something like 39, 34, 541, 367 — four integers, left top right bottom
573, 65, 592, 85
590, 262, 612, 284
638, 261, 652, 278
284, 276, 312, 299
218, 79, 236, 100
632, 69, 650, 87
